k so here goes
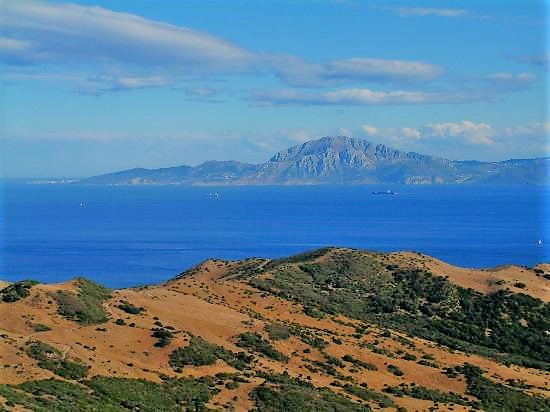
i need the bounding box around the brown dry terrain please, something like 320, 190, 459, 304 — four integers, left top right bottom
0, 248, 548, 411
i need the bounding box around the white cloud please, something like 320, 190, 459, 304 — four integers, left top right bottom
486, 72, 534, 82
481, 72, 536, 91
355, 120, 549, 160
249, 87, 491, 106
427, 121, 494, 145
0, 0, 444, 92
503, 122, 550, 136
75, 75, 170, 95
400, 127, 422, 140
0, 1, 258, 71
360, 125, 379, 136
277, 57, 443, 87
394, 7, 467, 17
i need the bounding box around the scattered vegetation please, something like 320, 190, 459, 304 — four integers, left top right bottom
249, 249, 550, 370
287, 324, 327, 349
341, 354, 378, 371
169, 335, 251, 370
31, 323, 52, 332
151, 327, 174, 347
25, 341, 89, 380
461, 363, 550, 411
117, 301, 144, 315
343, 384, 395, 408
251, 375, 372, 412
236, 332, 288, 362
383, 383, 474, 407
0, 376, 214, 411
54, 278, 111, 325
387, 364, 404, 377
265, 322, 291, 340
1, 280, 38, 302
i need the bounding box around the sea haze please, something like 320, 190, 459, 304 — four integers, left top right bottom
0, 183, 548, 288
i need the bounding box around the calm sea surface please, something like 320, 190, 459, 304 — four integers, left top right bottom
0, 183, 548, 288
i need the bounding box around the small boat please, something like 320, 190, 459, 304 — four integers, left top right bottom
537, 239, 544, 247
79, 201, 87, 207
372, 190, 395, 195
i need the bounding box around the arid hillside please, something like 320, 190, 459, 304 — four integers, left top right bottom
0, 248, 549, 411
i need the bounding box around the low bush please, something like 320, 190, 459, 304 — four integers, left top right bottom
341, 354, 378, 371
236, 332, 287, 362
25, 342, 89, 380
169, 336, 252, 370
151, 328, 173, 347
55, 278, 110, 325
251, 382, 372, 411
0, 375, 214, 411
387, 364, 404, 376
1, 280, 38, 302
117, 301, 144, 315
265, 323, 291, 340
343, 384, 395, 408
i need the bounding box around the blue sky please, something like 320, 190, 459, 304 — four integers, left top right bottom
0, 0, 548, 177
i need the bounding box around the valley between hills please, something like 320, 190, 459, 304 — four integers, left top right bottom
0, 248, 549, 411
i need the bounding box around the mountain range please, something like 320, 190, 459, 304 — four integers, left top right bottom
80, 136, 549, 185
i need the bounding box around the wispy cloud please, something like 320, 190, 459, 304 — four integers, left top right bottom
75, 75, 170, 95
0, 2, 258, 71
482, 72, 536, 91
0, 1, 444, 93
393, 7, 467, 18
514, 53, 550, 70
276, 57, 443, 87
248, 87, 492, 106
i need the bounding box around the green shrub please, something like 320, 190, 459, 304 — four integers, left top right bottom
117, 301, 144, 315
55, 278, 110, 325
343, 384, 395, 408
251, 382, 372, 411
387, 364, 404, 376
1, 280, 38, 302
169, 336, 251, 370
31, 323, 51, 332
383, 384, 473, 407
151, 327, 173, 347
341, 354, 377, 371
266, 323, 291, 340
169, 336, 218, 366
25, 342, 89, 379
461, 363, 550, 411
236, 332, 287, 362
0, 375, 214, 411
248, 249, 550, 371
402, 353, 417, 361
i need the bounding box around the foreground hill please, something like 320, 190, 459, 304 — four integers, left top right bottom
79, 136, 549, 185
1, 248, 549, 411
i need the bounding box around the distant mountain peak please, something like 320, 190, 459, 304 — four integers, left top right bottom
80, 136, 548, 185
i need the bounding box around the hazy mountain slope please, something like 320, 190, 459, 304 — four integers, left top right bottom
79, 136, 548, 185
1, 248, 549, 411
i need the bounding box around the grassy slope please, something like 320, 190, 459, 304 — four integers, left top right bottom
0, 248, 548, 411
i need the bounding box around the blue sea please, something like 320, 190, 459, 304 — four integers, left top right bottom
0, 183, 548, 288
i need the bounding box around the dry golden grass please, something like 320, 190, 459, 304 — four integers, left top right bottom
1, 250, 548, 411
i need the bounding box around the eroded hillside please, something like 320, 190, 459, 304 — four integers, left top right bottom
0, 248, 549, 411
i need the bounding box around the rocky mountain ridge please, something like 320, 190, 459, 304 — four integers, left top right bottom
80, 136, 549, 185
